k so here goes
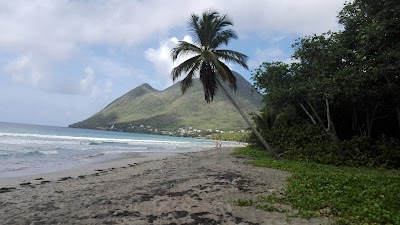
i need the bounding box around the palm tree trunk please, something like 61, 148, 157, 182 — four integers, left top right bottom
217, 80, 282, 160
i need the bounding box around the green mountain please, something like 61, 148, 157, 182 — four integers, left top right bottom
70, 72, 262, 132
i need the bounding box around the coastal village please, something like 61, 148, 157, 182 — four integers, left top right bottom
105, 124, 248, 138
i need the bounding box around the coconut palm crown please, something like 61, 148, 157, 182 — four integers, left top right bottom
171, 10, 248, 102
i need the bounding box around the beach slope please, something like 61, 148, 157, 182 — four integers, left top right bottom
0, 148, 331, 224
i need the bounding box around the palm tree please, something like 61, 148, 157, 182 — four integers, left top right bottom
171, 10, 281, 160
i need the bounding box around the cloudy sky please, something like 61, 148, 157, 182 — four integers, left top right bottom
0, 0, 347, 127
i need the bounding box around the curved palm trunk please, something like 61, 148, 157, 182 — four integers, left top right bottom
217, 80, 282, 160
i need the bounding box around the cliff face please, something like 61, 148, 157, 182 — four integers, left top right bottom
70, 72, 263, 131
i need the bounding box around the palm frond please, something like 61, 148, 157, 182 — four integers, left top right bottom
171, 55, 201, 82
210, 29, 238, 49
218, 62, 237, 91
180, 60, 201, 94
191, 10, 214, 47
214, 49, 249, 70
188, 14, 202, 45
171, 41, 201, 61
209, 14, 234, 47
215, 14, 234, 29
208, 52, 237, 91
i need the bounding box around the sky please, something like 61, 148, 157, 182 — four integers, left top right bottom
0, 0, 347, 127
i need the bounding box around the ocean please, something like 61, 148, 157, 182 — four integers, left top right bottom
0, 122, 236, 178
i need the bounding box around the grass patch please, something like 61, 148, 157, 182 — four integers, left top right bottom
233, 195, 288, 213
232, 199, 253, 206
232, 147, 400, 224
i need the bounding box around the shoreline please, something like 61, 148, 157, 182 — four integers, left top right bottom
0, 147, 332, 224
0, 151, 178, 188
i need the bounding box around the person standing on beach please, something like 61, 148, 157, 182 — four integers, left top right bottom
216, 140, 220, 148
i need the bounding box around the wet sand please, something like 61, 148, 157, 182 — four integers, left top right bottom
0, 152, 176, 188
0, 147, 333, 224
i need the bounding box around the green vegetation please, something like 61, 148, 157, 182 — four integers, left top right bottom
233, 147, 400, 224
233, 194, 288, 213
248, 122, 400, 168
250, 0, 400, 167
207, 131, 250, 142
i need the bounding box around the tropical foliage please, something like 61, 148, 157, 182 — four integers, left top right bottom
250, 0, 400, 167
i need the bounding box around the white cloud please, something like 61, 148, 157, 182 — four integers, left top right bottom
79, 66, 109, 101
0, 0, 193, 93
1, 0, 346, 92
144, 38, 177, 75
4, 55, 104, 101
2, 54, 128, 99
80, 67, 96, 93
215, 0, 344, 36
4, 53, 34, 84
79, 66, 115, 102
144, 35, 194, 88
3, 53, 52, 89
0, 0, 346, 62
0, 0, 190, 58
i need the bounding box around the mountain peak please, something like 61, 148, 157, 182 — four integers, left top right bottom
139, 83, 157, 91
70, 72, 262, 131
126, 82, 158, 98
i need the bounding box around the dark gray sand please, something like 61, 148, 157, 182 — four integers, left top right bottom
0, 148, 333, 224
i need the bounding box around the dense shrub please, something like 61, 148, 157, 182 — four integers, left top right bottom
250, 123, 400, 169
250, 123, 339, 164
342, 135, 400, 168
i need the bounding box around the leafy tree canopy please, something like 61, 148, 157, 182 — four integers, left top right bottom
250, 0, 400, 167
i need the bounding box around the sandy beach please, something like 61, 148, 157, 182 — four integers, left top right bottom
0, 147, 332, 225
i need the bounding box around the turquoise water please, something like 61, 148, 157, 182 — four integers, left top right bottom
0, 122, 235, 178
